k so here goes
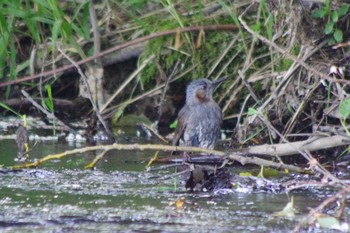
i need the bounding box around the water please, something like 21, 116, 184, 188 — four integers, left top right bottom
0, 138, 343, 232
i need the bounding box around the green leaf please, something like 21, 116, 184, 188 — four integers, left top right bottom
44, 84, 54, 112
170, 120, 177, 129
45, 84, 53, 101
331, 11, 339, 22
337, 4, 349, 17
112, 106, 125, 125
34, 0, 50, 9
239, 172, 253, 177
312, 8, 327, 18
262, 167, 279, 178
248, 107, 258, 116
325, 0, 330, 11
0, 102, 22, 117
44, 98, 53, 112
324, 21, 334, 35
80, 2, 90, 39
15, 60, 30, 74
328, 38, 335, 45
339, 98, 350, 119
61, 20, 72, 40
52, 20, 62, 45
250, 22, 261, 33
129, 0, 148, 9
333, 29, 343, 42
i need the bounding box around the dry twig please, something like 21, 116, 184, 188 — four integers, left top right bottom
21, 90, 73, 132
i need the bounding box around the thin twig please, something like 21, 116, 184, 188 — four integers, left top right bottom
58, 48, 116, 142
21, 90, 73, 132
236, 94, 251, 129
238, 70, 259, 103
139, 123, 168, 143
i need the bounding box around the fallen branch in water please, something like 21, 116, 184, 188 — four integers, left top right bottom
11, 143, 307, 173
10, 133, 350, 174
242, 135, 350, 156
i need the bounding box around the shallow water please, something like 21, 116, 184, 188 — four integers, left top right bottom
0, 138, 344, 232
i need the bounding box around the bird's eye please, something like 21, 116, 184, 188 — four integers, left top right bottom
202, 83, 207, 90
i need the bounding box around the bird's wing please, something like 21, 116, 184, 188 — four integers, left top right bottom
172, 105, 189, 146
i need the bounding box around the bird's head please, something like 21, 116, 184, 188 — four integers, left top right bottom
186, 77, 225, 105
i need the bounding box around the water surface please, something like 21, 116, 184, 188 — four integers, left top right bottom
0, 139, 340, 232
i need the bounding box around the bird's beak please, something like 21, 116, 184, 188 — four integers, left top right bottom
212, 76, 226, 89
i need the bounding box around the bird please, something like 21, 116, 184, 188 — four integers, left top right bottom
172, 77, 226, 191
173, 77, 225, 155
15, 125, 29, 160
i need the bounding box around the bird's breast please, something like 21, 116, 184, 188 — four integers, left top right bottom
183, 102, 222, 149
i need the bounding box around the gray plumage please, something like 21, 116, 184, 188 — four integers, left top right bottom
173, 78, 225, 150
16, 125, 28, 156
